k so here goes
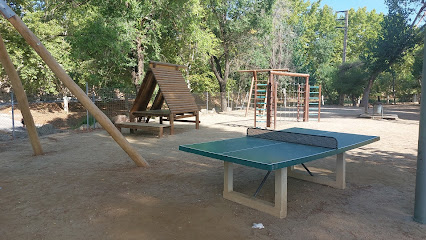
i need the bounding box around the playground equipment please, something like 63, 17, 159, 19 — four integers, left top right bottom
0, 2, 148, 167
240, 69, 321, 128
0, 34, 43, 155
307, 85, 322, 121
129, 61, 200, 135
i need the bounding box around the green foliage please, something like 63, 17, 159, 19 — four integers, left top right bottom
333, 61, 368, 99
188, 71, 219, 93
0, 4, 71, 95
346, 8, 383, 61
412, 45, 423, 84
0, 0, 422, 106
68, 8, 136, 87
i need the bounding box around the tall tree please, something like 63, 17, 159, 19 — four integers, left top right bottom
270, 0, 294, 70
204, 0, 272, 111
1, 0, 72, 94
360, 0, 425, 113
333, 61, 368, 106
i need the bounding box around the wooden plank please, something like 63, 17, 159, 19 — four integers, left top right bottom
151, 67, 198, 113
130, 70, 152, 112
130, 72, 157, 113
133, 109, 171, 113
170, 108, 199, 112
146, 91, 165, 122
238, 69, 289, 73
132, 110, 171, 117
115, 122, 170, 138
167, 104, 198, 107
169, 108, 198, 111
166, 102, 198, 107
270, 71, 310, 78
149, 61, 187, 70
115, 122, 170, 128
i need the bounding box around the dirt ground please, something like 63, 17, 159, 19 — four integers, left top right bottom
1, 104, 426, 239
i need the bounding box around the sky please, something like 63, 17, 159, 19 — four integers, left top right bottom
320, 0, 388, 14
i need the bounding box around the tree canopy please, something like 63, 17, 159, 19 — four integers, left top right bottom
0, 0, 424, 111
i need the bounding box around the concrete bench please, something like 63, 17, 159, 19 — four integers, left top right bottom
114, 122, 170, 137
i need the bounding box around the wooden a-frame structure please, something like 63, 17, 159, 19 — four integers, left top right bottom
130, 61, 200, 135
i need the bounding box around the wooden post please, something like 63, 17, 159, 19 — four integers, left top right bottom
1, 10, 148, 167
274, 81, 278, 130
266, 72, 272, 128
297, 84, 300, 122
304, 77, 309, 122
169, 113, 175, 135
195, 111, 200, 129
245, 75, 255, 117
0, 33, 43, 155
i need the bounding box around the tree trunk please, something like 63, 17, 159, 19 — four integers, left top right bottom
219, 83, 227, 112
351, 94, 357, 106
136, 35, 144, 85
338, 93, 345, 106
209, 55, 229, 112
360, 72, 378, 113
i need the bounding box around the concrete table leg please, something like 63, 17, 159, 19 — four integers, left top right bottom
287, 153, 346, 189
222, 162, 288, 218
336, 153, 346, 189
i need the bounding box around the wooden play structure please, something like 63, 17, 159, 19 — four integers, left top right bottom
0, 2, 148, 167
126, 61, 200, 135
240, 69, 321, 129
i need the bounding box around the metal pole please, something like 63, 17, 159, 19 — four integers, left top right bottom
343, 10, 348, 63
414, 29, 426, 224
92, 88, 96, 127
11, 91, 15, 139
86, 82, 89, 130
336, 10, 348, 105
206, 92, 209, 111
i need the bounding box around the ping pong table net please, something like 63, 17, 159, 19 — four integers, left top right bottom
247, 128, 338, 149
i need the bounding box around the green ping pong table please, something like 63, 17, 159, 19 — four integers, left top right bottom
179, 127, 379, 218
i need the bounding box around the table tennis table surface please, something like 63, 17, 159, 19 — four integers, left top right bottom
179, 128, 380, 171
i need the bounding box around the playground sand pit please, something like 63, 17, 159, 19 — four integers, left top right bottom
1, 105, 426, 239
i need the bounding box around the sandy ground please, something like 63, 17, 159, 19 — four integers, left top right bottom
1, 104, 426, 239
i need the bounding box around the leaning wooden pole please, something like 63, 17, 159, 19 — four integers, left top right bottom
0, 2, 148, 167
0, 33, 43, 155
